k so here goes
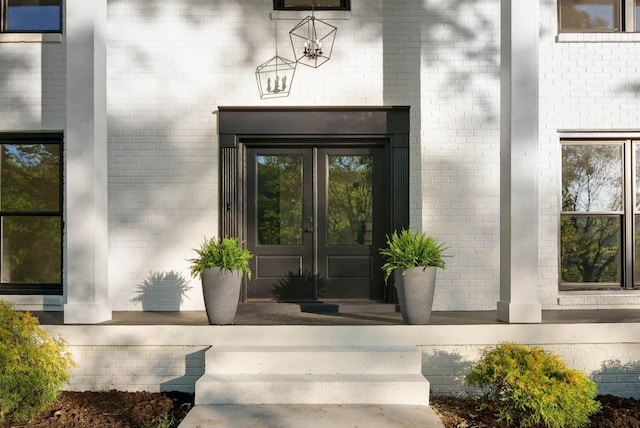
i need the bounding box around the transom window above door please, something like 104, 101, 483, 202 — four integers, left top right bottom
558, 0, 640, 32
273, 0, 350, 10
1, 0, 62, 33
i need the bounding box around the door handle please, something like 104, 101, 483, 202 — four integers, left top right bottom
305, 227, 314, 233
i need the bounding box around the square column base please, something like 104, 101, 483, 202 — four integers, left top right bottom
64, 302, 112, 324
497, 301, 542, 324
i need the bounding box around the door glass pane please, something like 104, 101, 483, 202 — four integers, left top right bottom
1, 216, 61, 283
560, 215, 621, 283
562, 144, 622, 212
6, 0, 62, 32
256, 155, 303, 246
1, 144, 60, 212
327, 155, 373, 245
559, 0, 619, 31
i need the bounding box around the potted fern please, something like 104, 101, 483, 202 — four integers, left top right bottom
380, 229, 447, 324
189, 236, 253, 325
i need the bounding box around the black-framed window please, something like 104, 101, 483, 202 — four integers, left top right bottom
0, 133, 62, 295
559, 139, 640, 291
558, 0, 639, 32
1, 0, 62, 33
274, 0, 350, 11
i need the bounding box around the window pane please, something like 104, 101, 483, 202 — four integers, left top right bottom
328, 155, 373, 245
6, 0, 62, 32
283, 0, 342, 7
1, 144, 60, 212
635, 215, 640, 285
257, 155, 303, 246
562, 144, 622, 212
560, 215, 621, 283
559, 0, 619, 31
1, 216, 61, 284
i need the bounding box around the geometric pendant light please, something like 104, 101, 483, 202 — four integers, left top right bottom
255, 55, 297, 99
289, 12, 337, 68
256, 18, 297, 99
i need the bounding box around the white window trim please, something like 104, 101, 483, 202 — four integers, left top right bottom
558, 130, 640, 295
0, 33, 62, 43
557, 33, 640, 43
559, 130, 640, 139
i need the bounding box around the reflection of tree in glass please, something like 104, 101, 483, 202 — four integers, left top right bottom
328, 156, 372, 245
561, 145, 621, 283
2, 144, 60, 211
257, 156, 303, 245
2, 217, 61, 284
561, 216, 619, 283
562, 145, 621, 212
1, 144, 61, 284
560, 2, 613, 30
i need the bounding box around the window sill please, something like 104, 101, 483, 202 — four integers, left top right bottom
556, 32, 640, 43
0, 33, 63, 43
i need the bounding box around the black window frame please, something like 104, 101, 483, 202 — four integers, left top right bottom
273, 0, 350, 11
558, 0, 638, 33
0, 133, 63, 295
1, 0, 63, 34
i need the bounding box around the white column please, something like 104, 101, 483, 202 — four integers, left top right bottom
497, 0, 542, 323
64, 0, 111, 323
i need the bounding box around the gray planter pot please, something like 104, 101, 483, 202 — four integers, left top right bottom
394, 267, 437, 325
201, 267, 242, 325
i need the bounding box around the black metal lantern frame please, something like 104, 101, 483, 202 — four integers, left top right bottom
289, 14, 337, 68
255, 55, 297, 99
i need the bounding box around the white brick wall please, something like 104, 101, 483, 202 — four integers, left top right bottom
423, 344, 640, 398
105, 0, 502, 312
0, 41, 65, 130
538, 1, 640, 309
3, 0, 638, 312
67, 345, 207, 393
51, 325, 640, 399
418, 0, 500, 310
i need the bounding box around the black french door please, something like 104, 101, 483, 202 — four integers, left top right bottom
246, 145, 386, 300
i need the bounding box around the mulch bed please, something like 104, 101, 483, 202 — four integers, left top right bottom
431, 394, 640, 428
2, 390, 640, 427
0, 391, 193, 428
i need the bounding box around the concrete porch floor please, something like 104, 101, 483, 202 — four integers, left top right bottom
31, 302, 640, 326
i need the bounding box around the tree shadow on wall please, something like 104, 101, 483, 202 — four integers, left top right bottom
271, 270, 329, 302
592, 359, 640, 399
131, 270, 192, 311
422, 350, 475, 397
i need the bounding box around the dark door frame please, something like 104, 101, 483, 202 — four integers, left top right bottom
218, 106, 410, 302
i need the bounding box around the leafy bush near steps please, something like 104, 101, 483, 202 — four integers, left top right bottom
0, 301, 75, 422
465, 343, 601, 428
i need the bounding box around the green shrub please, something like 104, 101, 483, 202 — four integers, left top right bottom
465, 343, 600, 428
0, 301, 75, 422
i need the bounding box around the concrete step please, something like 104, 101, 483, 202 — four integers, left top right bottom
194, 373, 430, 405
205, 345, 421, 375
